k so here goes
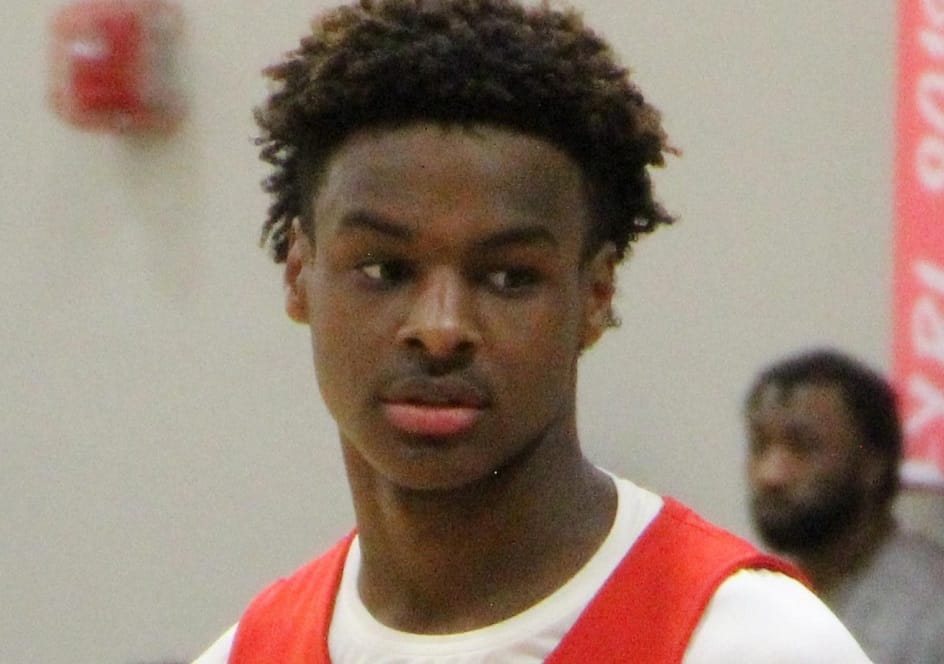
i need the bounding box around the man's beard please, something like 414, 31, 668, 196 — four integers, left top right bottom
750, 478, 865, 554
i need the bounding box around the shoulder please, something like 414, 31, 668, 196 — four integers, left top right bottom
836, 529, 944, 620
833, 529, 944, 661
685, 569, 872, 663
190, 623, 236, 664
881, 529, 944, 580
190, 532, 355, 664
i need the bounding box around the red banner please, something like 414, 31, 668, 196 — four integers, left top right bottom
893, 0, 944, 488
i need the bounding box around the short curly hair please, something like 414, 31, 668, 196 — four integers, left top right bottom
255, 0, 676, 262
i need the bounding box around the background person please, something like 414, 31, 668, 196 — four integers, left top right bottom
745, 348, 944, 664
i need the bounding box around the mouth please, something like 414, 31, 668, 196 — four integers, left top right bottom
380, 377, 489, 437
750, 493, 800, 519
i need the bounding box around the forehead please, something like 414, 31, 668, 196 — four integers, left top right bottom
311, 123, 592, 241
749, 382, 855, 433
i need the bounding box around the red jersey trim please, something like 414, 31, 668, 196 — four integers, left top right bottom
230, 499, 804, 663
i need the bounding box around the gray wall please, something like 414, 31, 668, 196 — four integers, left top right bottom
4, 2, 938, 663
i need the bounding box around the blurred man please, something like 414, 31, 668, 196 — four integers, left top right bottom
193, 2, 871, 661
746, 348, 944, 664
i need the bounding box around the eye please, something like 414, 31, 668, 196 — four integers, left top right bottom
748, 433, 767, 456
789, 434, 820, 456
358, 259, 412, 286
485, 267, 539, 293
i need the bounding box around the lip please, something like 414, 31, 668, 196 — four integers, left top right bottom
380, 376, 490, 437
383, 403, 483, 437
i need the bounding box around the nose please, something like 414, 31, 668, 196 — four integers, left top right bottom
396, 268, 482, 360
750, 445, 799, 491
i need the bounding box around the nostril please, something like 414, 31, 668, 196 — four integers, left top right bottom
397, 315, 481, 359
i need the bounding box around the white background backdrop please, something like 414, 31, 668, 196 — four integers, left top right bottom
4, 2, 934, 663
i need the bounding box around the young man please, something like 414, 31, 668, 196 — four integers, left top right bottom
745, 349, 944, 664
195, 1, 870, 661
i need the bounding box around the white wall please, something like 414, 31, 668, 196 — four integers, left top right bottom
3, 2, 926, 663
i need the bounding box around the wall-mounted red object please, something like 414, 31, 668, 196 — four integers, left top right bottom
49, 0, 184, 133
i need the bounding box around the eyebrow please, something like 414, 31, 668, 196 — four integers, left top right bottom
475, 226, 559, 251
338, 210, 414, 240
337, 210, 559, 250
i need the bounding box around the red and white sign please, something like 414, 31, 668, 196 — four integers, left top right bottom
893, 0, 944, 488
48, 0, 184, 132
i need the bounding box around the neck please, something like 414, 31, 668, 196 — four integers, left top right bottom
793, 506, 894, 595
342, 428, 616, 634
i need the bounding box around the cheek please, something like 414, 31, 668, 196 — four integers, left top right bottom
308, 265, 383, 342
490, 302, 579, 362
513, 286, 585, 345
812, 458, 858, 494
788, 464, 844, 505
488, 304, 581, 397
306, 283, 386, 400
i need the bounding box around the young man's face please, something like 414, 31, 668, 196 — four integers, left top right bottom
284, 123, 615, 492
745, 382, 878, 553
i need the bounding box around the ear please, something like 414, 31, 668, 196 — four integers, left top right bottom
580, 242, 618, 351
284, 219, 312, 324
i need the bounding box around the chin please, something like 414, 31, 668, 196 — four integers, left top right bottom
377, 450, 502, 494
